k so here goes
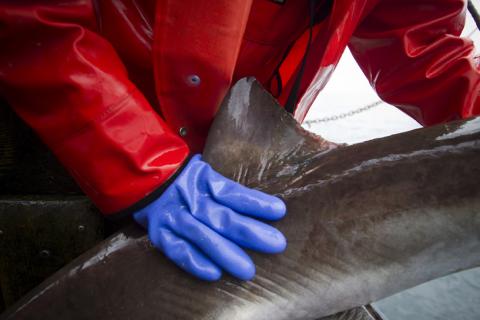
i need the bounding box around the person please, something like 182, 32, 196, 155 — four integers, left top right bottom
0, 0, 478, 281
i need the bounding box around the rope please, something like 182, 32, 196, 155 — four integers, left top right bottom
467, 27, 478, 39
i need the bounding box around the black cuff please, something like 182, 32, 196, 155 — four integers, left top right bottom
106, 154, 192, 221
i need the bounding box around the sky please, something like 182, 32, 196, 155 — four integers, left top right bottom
303, 6, 480, 144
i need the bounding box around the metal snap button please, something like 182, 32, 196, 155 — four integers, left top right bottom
39, 250, 51, 258
179, 127, 188, 137
187, 74, 201, 86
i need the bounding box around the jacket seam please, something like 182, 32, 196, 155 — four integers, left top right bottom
92, 0, 103, 34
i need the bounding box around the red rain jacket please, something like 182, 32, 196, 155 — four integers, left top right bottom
0, 0, 479, 215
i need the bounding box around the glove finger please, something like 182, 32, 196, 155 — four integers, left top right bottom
205, 165, 286, 221
149, 224, 222, 281
167, 210, 256, 281
193, 203, 286, 254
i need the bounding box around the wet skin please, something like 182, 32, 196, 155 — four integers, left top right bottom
2, 78, 479, 320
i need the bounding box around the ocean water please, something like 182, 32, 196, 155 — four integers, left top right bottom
372, 267, 480, 320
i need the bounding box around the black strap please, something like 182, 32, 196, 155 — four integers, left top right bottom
267, 41, 294, 98
284, 0, 333, 114
468, 0, 480, 30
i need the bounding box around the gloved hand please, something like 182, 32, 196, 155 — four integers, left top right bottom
133, 154, 286, 281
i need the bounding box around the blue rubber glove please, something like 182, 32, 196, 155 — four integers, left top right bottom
133, 154, 287, 281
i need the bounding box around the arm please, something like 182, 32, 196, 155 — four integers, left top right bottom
0, 1, 286, 281
0, 1, 189, 215
349, 0, 480, 126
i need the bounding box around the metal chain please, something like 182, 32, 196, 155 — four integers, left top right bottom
303, 100, 383, 128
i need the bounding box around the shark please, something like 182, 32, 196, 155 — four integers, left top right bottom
2, 78, 479, 320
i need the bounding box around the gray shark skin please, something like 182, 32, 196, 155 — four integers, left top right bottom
1, 78, 479, 320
